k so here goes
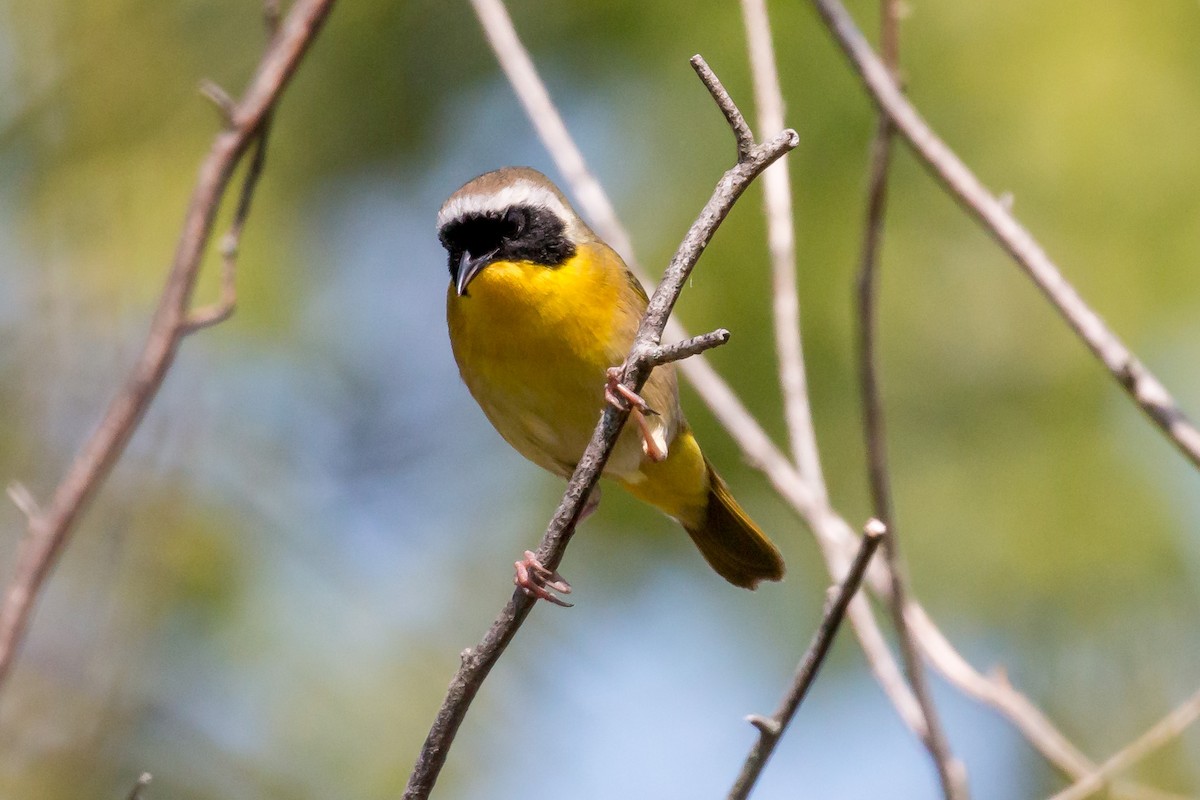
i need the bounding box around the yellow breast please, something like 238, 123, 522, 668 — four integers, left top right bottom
446, 243, 645, 477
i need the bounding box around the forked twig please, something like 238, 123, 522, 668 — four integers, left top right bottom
728, 519, 886, 800
401, 56, 797, 800
0, 0, 337, 691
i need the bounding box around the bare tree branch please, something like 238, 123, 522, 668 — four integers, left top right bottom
1048, 685, 1200, 800
401, 56, 798, 800
472, 0, 928, 743
739, 0, 826, 497
728, 519, 886, 800
853, 2, 966, 797
0, 0, 338, 692
809, 0, 1200, 471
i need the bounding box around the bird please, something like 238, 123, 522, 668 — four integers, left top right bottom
438, 166, 784, 603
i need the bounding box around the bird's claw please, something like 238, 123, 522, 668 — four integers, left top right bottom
514, 550, 573, 607
604, 368, 668, 463
605, 367, 658, 416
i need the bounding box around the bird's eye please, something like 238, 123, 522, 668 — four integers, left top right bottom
504, 207, 526, 238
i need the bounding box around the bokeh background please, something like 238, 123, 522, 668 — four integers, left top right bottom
2, 1, 1200, 797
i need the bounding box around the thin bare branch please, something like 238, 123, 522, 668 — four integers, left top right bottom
689, 57, 756, 162
184, 117, 272, 334
0, 0, 338, 692
1048, 685, 1200, 800
810, 0, 1200, 470
738, 0, 826, 497
728, 519, 886, 800
470, 0, 928, 743
853, 2, 965, 797
644, 328, 731, 367
6, 483, 39, 521
402, 57, 798, 800
198, 79, 237, 125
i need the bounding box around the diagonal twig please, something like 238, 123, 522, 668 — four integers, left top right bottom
739, 0, 826, 497
853, 1, 966, 797
728, 519, 886, 800
809, 0, 1200, 471
0, 0, 338, 692
1047, 684, 1200, 800
401, 55, 798, 800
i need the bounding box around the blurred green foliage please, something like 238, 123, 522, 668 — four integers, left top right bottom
1, 0, 1199, 797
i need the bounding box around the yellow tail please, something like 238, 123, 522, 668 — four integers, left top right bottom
619, 429, 785, 589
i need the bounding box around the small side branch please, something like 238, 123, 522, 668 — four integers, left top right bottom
809, 0, 1200, 471
184, 114, 273, 334
6, 483, 39, 520
727, 519, 886, 800
690, 57, 756, 162
644, 329, 731, 368
402, 57, 797, 800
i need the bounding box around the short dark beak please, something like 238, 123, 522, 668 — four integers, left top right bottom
455, 249, 498, 297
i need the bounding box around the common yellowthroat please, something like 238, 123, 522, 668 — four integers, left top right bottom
439, 167, 784, 598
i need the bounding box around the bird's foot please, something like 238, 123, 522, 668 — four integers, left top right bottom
605, 367, 658, 416
605, 368, 667, 462
514, 550, 573, 607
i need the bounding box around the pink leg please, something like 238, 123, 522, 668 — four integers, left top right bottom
605, 367, 658, 415
604, 368, 666, 462
511, 487, 603, 607
631, 409, 667, 462
514, 550, 573, 607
